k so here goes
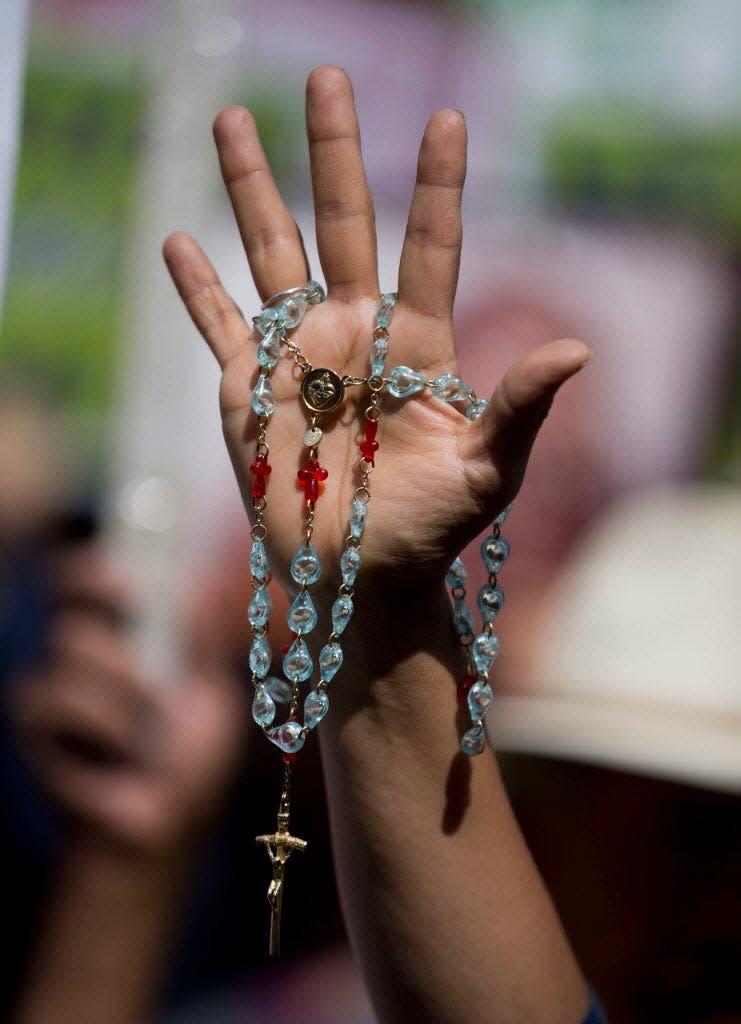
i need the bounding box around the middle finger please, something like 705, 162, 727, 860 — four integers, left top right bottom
306, 66, 378, 300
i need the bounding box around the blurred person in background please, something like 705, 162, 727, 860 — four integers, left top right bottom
8, 544, 246, 1023
0, 379, 97, 1010
494, 479, 741, 1024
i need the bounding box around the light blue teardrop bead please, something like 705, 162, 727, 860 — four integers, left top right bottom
340, 547, 361, 587
445, 556, 467, 589
477, 584, 505, 623
249, 537, 269, 581
480, 535, 510, 574
331, 594, 354, 635
256, 308, 281, 335
386, 365, 427, 399
375, 292, 397, 329
287, 590, 318, 634
494, 502, 514, 528
247, 585, 271, 628
370, 336, 388, 377
283, 637, 313, 682
460, 723, 487, 756
453, 597, 475, 638
464, 397, 488, 421
249, 635, 271, 678
349, 500, 367, 540
266, 675, 292, 704
319, 642, 343, 683
251, 373, 276, 417
304, 689, 329, 729
472, 632, 500, 674
290, 542, 322, 586
257, 324, 282, 368
305, 280, 326, 304
467, 680, 493, 718
267, 721, 305, 754
252, 683, 276, 727
432, 374, 471, 403
280, 295, 307, 328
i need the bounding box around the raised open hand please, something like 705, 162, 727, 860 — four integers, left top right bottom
162, 71, 595, 1016
163, 66, 590, 590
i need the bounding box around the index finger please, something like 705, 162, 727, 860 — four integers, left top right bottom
213, 106, 310, 301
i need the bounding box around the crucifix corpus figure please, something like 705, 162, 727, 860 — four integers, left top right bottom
256, 812, 308, 955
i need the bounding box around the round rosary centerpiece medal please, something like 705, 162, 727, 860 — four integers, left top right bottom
300, 367, 345, 415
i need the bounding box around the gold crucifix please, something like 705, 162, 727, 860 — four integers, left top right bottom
256, 811, 307, 956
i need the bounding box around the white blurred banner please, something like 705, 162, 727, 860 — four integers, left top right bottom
108, 0, 246, 681
0, 0, 28, 322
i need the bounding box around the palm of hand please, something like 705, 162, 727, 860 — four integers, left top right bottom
219, 303, 492, 586
165, 66, 589, 592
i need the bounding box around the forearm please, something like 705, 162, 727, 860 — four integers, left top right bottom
14, 835, 188, 1024
319, 583, 588, 1024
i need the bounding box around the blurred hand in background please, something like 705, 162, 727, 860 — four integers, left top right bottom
9, 544, 247, 858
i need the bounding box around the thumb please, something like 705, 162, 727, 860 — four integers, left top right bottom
462, 338, 592, 508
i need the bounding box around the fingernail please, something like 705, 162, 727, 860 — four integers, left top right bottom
578, 346, 594, 369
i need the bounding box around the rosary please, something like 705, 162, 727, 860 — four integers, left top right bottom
246, 283, 512, 954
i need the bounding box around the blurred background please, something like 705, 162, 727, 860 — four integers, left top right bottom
1, 1, 740, 1022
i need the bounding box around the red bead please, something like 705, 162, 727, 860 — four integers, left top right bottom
250, 453, 272, 496
250, 453, 271, 476
365, 418, 378, 441
283, 752, 298, 763
360, 439, 379, 460
456, 675, 476, 703
298, 458, 328, 502
307, 458, 328, 481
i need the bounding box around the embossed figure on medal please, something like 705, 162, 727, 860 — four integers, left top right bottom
247, 284, 513, 953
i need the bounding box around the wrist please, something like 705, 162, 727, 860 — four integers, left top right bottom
318, 579, 468, 735
334, 578, 460, 673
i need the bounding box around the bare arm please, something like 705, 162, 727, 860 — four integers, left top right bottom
320, 585, 588, 1024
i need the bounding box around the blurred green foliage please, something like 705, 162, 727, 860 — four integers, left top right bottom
0, 60, 302, 420
546, 105, 741, 479
546, 106, 741, 243
239, 84, 304, 190
2, 63, 143, 413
